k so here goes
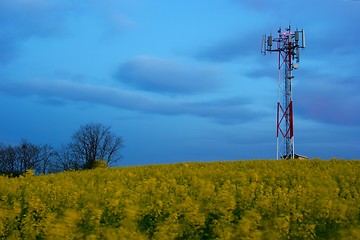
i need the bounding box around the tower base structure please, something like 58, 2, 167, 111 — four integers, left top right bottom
281, 153, 308, 160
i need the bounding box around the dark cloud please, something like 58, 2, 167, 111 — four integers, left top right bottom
245, 69, 270, 80
0, 1, 67, 63
195, 36, 249, 62
115, 56, 223, 94
193, 30, 262, 63
243, 46, 360, 126
0, 1, 136, 63
245, 63, 276, 80
0, 79, 263, 125
181, 98, 264, 125
296, 75, 360, 125
218, 0, 360, 64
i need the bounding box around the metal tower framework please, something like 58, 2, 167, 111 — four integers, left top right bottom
262, 26, 305, 159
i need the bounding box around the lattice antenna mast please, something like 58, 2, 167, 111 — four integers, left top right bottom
261, 26, 305, 159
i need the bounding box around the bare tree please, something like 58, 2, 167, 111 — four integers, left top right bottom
0, 144, 18, 176
54, 144, 84, 172
69, 123, 124, 169
0, 140, 46, 176
16, 140, 41, 173
37, 144, 57, 174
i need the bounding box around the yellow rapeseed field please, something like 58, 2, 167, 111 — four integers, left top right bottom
0, 159, 360, 239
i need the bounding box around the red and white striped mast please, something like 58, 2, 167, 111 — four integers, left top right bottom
261, 26, 305, 159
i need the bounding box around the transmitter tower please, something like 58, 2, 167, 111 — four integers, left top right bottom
261, 26, 305, 159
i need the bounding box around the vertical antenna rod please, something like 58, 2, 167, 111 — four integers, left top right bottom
261, 26, 305, 159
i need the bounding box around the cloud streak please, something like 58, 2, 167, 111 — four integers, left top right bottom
115, 56, 224, 94
195, 36, 249, 62
0, 79, 263, 125
192, 28, 266, 63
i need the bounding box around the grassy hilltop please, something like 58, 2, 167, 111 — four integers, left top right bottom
0, 159, 360, 239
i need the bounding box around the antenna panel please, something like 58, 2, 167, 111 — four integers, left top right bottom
267, 36, 273, 47
295, 31, 300, 42
301, 30, 306, 48
261, 35, 266, 55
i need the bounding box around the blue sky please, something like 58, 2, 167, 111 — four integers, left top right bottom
0, 0, 359, 166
